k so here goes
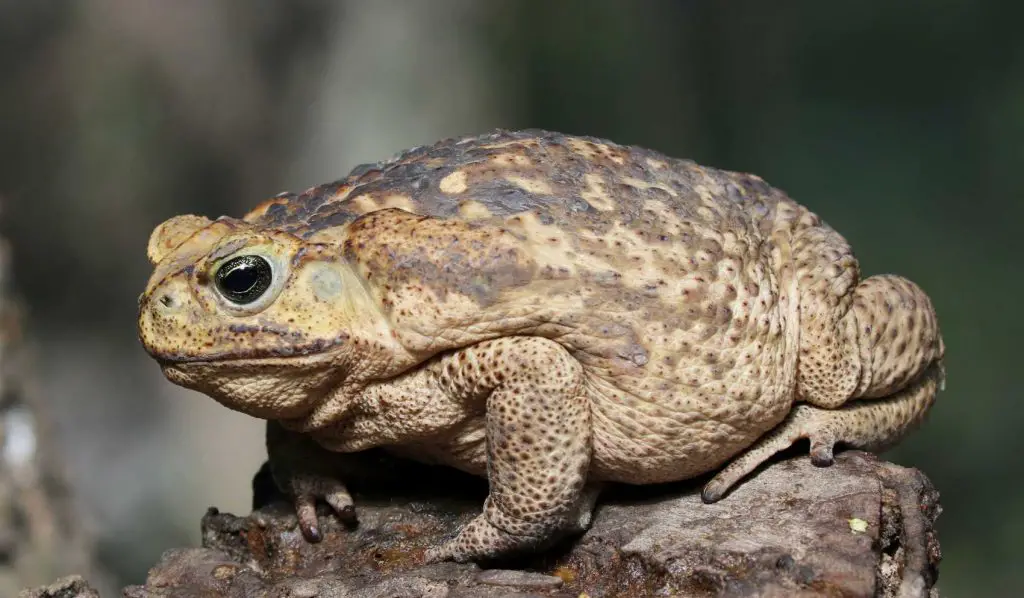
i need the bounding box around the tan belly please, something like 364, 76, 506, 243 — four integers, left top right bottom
387, 381, 791, 486
386, 415, 490, 477
584, 370, 792, 485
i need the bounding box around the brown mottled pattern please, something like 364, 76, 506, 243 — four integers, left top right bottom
138, 128, 946, 564
245, 129, 788, 240
242, 130, 809, 480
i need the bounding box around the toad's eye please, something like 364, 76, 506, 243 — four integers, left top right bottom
215, 255, 273, 304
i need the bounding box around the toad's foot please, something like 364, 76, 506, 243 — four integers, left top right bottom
286, 473, 355, 542
424, 484, 603, 564
566, 484, 603, 534
265, 420, 357, 542
423, 501, 545, 564
702, 362, 942, 503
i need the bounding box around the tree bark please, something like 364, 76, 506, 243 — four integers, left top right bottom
94, 449, 938, 598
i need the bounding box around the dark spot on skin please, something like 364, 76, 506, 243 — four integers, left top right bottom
290, 246, 310, 267
267, 203, 287, 218
471, 180, 544, 216
349, 210, 540, 307
303, 208, 361, 235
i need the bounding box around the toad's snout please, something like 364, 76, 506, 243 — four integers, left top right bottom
137, 279, 203, 362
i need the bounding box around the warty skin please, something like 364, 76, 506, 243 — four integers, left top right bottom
138, 129, 945, 563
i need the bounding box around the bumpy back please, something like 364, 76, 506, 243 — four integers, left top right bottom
242, 132, 827, 429
242, 129, 795, 243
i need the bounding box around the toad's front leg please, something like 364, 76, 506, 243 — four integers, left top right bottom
425, 336, 592, 563
265, 420, 359, 542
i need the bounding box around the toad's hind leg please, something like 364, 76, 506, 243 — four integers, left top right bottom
701, 364, 942, 502
703, 273, 945, 503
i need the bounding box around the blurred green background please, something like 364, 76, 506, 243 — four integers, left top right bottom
1, 1, 1019, 594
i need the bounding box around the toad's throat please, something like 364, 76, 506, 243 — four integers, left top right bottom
160, 356, 347, 422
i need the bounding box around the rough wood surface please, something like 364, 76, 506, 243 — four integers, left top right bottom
81, 449, 939, 597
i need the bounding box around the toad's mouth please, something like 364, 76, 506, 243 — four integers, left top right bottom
157, 350, 345, 387
146, 335, 349, 365
158, 351, 339, 372
155, 347, 348, 393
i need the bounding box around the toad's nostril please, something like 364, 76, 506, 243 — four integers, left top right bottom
159, 294, 175, 308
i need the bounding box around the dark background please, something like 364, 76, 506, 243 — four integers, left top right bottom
2, 1, 1019, 594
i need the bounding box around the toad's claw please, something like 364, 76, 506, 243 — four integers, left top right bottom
289, 473, 355, 543
809, 434, 837, 467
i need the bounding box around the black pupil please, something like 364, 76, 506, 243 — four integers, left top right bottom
216, 255, 272, 304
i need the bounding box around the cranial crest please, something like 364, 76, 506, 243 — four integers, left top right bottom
147, 214, 214, 265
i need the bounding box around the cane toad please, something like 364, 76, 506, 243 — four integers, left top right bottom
137, 129, 945, 563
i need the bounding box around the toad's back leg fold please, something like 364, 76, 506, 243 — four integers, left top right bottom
424, 337, 592, 563
701, 363, 942, 503
704, 274, 945, 502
